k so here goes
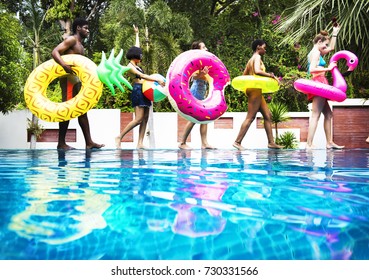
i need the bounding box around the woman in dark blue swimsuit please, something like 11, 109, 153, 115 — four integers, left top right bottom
115, 25, 165, 149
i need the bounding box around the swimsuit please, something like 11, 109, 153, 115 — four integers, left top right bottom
129, 63, 151, 108
190, 79, 207, 100
60, 75, 81, 101
307, 55, 326, 73
307, 55, 328, 100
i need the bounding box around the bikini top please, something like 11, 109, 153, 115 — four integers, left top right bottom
130, 62, 144, 79
243, 56, 266, 75
307, 55, 326, 73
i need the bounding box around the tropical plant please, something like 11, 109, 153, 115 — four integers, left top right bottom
26, 118, 44, 139
276, 131, 299, 149
3, 0, 367, 114
19, 0, 62, 148
45, 0, 110, 54
0, 6, 29, 114
274, 0, 369, 71
268, 102, 290, 140
97, 0, 193, 111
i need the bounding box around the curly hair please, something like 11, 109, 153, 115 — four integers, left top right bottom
72, 18, 88, 34
251, 39, 266, 52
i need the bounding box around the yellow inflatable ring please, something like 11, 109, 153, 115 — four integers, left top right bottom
231, 75, 279, 93
24, 54, 103, 122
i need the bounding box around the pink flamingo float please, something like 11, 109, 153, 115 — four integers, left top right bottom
294, 50, 359, 102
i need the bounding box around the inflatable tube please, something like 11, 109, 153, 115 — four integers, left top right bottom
294, 50, 359, 102
231, 75, 279, 93
166, 50, 230, 124
24, 54, 103, 122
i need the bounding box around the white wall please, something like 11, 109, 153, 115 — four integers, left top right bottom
0, 110, 30, 149
1, 110, 302, 150
0, 109, 120, 149
0, 99, 367, 150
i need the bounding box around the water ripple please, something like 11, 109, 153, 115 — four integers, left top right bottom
0, 148, 368, 260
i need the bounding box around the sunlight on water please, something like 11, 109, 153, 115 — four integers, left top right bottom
0, 148, 368, 260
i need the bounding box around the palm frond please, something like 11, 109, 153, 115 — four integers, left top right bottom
275, 0, 369, 69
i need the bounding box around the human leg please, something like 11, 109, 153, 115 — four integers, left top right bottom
77, 113, 104, 149
306, 96, 326, 149
57, 77, 74, 150
259, 96, 283, 149
137, 107, 150, 149
179, 121, 196, 149
115, 106, 146, 148
321, 101, 344, 149
117, 83, 151, 149
57, 121, 74, 149
63, 79, 103, 149
233, 90, 262, 150
200, 124, 215, 149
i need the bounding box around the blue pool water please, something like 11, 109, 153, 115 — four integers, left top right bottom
0, 148, 368, 260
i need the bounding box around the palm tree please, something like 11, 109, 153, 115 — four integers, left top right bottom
275, 0, 369, 70
100, 0, 193, 74
268, 102, 290, 140
21, 0, 60, 148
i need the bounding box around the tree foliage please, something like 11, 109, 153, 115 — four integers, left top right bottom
96, 0, 193, 111
0, 8, 29, 114
45, 0, 110, 55
165, 0, 307, 111
275, 0, 369, 70
1, 0, 368, 115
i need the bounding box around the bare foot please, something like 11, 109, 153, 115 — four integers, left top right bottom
179, 143, 192, 150
326, 143, 344, 149
115, 136, 121, 149
305, 144, 316, 150
201, 145, 216, 150
86, 142, 105, 149
136, 145, 148, 150
57, 144, 75, 150
366, 137, 369, 144
268, 143, 284, 149
233, 142, 246, 150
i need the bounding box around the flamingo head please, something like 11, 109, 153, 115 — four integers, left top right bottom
330, 50, 359, 75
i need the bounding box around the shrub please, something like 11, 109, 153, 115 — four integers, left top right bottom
276, 131, 299, 149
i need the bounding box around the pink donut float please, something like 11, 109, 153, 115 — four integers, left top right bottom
166, 50, 230, 124
294, 50, 358, 102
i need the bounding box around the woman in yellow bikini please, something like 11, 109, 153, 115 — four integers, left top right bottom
233, 39, 282, 150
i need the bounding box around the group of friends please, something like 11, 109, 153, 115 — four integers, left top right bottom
51, 18, 365, 151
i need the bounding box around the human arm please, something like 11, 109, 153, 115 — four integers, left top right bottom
309, 50, 336, 74
322, 25, 340, 55
51, 36, 77, 74
133, 25, 140, 48
192, 66, 209, 81
128, 63, 165, 86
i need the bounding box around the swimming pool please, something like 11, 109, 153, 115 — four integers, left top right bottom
0, 148, 368, 260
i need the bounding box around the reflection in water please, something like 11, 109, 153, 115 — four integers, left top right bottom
231, 149, 360, 259
8, 150, 110, 246
170, 149, 228, 237
1, 149, 369, 260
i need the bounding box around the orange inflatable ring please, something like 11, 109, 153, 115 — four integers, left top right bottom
24, 54, 103, 122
